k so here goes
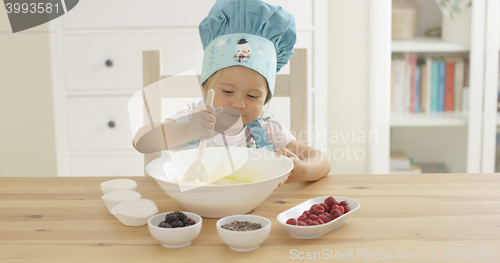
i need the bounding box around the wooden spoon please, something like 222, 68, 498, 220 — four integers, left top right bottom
181, 89, 215, 183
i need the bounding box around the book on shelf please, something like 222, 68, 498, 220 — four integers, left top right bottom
420, 63, 427, 112
431, 60, 439, 112
390, 149, 411, 170
453, 57, 464, 111
390, 165, 422, 174
416, 162, 449, 173
415, 65, 421, 113
409, 53, 417, 113
445, 58, 455, 111
390, 149, 421, 174
438, 59, 445, 112
391, 53, 468, 114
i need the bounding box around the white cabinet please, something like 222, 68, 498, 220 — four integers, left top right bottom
49, 0, 327, 176
369, 0, 495, 173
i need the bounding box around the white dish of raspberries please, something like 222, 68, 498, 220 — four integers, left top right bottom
277, 196, 360, 239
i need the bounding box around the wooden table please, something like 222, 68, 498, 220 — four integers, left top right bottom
1, 174, 500, 262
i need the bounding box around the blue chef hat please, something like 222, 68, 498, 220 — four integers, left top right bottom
199, 0, 296, 98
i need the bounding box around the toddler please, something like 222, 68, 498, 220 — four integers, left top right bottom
133, 0, 330, 184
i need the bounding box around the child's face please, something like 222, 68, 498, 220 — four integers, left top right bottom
205, 66, 268, 125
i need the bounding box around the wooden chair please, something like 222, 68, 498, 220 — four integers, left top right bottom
142, 48, 307, 174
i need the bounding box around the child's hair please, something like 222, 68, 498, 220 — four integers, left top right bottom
202, 68, 272, 104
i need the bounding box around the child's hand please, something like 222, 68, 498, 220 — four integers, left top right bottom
273, 147, 304, 191
187, 105, 223, 140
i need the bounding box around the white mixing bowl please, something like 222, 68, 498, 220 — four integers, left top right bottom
146, 147, 294, 218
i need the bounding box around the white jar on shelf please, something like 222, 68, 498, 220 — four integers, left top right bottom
441, 5, 471, 46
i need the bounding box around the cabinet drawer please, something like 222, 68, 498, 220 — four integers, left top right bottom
69, 154, 144, 176
64, 32, 204, 91
63, 0, 215, 29
67, 96, 137, 151
62, 0, 312, 29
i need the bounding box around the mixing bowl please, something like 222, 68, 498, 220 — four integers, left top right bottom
146, 147, 294, 218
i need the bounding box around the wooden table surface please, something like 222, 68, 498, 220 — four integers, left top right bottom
1, 173, 500, 262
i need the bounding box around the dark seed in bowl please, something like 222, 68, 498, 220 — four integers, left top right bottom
221, 220, 262, 231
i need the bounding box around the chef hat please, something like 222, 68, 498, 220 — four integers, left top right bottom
199, 0, 296, 98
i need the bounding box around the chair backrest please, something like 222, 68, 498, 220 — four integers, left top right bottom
142, 48, 308, 173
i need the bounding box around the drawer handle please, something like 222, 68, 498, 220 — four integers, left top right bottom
105, 59, 113, 67
108, 121, 115, 128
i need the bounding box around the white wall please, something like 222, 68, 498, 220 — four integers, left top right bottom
0, 6, 56, 177
327, 0, 370, 174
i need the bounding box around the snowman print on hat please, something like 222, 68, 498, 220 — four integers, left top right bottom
233, 38, 251, 62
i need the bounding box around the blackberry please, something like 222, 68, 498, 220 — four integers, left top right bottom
158, 221, 171, 228
183, 218, 195, 226
165, 213, 178, 224
174, 211, 187, 221
170, 220, 184, 228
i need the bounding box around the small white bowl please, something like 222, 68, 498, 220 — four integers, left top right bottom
100, 179, 137, 194
277, 196, 360, 239
102, 190, 141, 212
216, 215, 271, 252
148, 212, 202, 248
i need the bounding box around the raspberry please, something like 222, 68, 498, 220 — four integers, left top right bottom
324, 196, 336, 207
309, 204, 318, 214
330, 204, 340, 211
297, 215, 307, 222
297, 221, 307, 226
344, 206, 351, 213
305, 219, 313, 225
318, 214, 330, 223
310, 220, 320, 226
302, 210, 311, 217
320, 203, 330, 212
338, 206, 345, 214
336, 202, 340, 206
313, 205, 325, 215
286, 218, 297, 225
339, 201, 349, 207
317, 219, 325, 224
330, 209, 341, 219
307, 214, 318, 220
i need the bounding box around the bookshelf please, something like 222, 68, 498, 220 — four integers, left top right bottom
392, 37, 469, 53
373, 0, 495, 173
391, 112, 468, 127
